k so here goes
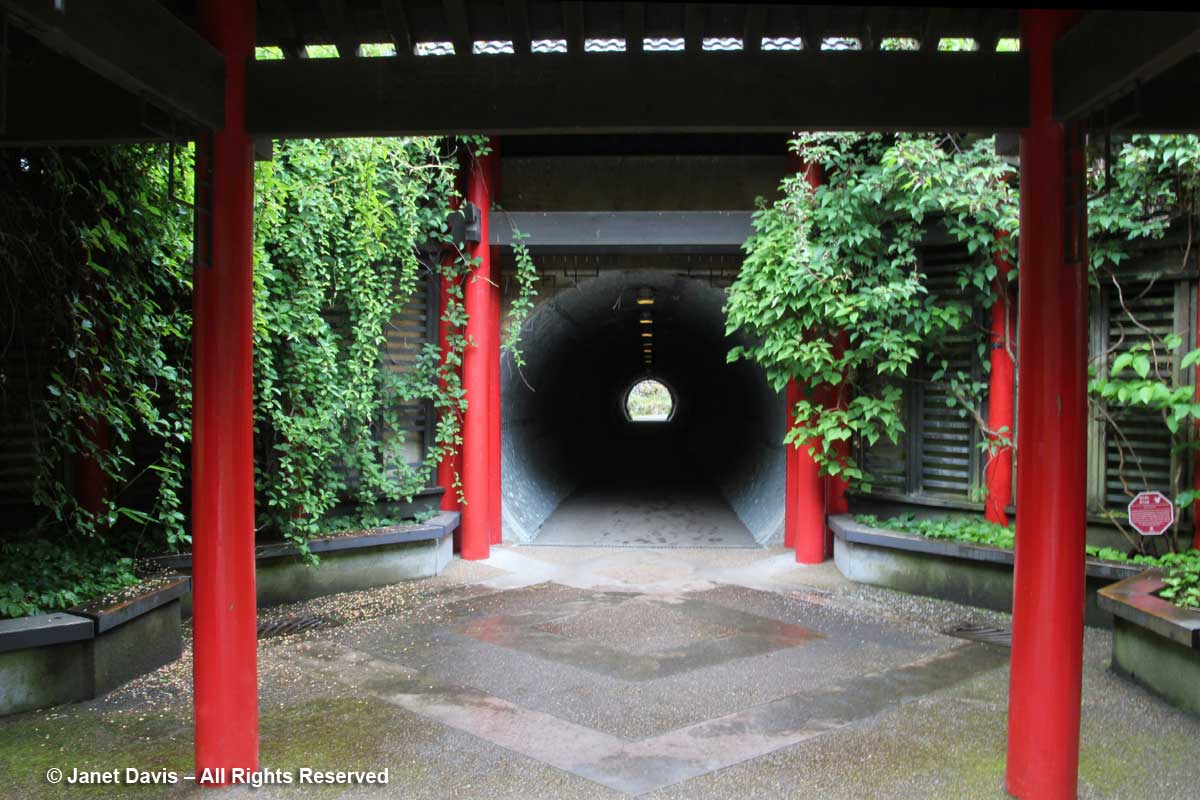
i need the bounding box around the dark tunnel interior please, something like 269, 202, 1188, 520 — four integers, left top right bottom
500, 270, 785, 545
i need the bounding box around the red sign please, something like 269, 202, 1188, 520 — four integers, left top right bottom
1128, 491, 1174, 536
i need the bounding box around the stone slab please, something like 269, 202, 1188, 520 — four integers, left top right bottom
0, 612, 93, 655
831, 515, 1124, 628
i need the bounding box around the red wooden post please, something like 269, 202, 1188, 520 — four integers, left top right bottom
193, 0, 258, 779
784, 158, 828, 563
489, 241, 503, 545
74, 413, 111, 517
437, 195, 463, 516
784, 379, 801, 550
1006, 10, 1087, 799
985, 241, 1015, 527
791, 381, 826, 565
489, 147, 504, 545
460, 143, 499, 559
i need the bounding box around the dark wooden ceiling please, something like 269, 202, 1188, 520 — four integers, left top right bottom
0, 3, 1196, 145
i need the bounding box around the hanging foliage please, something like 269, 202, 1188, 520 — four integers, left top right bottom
252, 136, 471, 555
0, 146, 194, 548
725, 133, 1017, 491
726, 132, 1200, 519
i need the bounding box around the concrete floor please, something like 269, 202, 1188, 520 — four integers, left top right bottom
3, 547, 1199, 799
533, 470, 758, 549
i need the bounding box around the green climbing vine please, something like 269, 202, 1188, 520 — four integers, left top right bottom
253, 136, 468, 555
0, 146, 194, 549
725, 133, 1016, 491
725, 132, 1200, 512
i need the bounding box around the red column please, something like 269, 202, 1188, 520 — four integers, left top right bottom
192, 0, 258, 778
460, 144, 500, 560
790, 380, 826, 565
437, 196, 463, 515
75, 414, 111, 517
489, 241, 503, 545
784, 158, 828, 563
985, 242, 1016, 526
489, 148, 504, 545
1006, 10, 1087, 800
784, 379, 801, 550
824, 329, 851, 519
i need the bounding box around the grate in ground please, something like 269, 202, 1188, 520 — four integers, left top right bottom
942, 621, 1012, 647
257, 614, 339, 640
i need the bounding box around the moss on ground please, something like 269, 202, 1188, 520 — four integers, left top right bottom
0, 698, 401, 799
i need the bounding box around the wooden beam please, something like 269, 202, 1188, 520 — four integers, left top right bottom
381, 0, 414, 57
319, 0, 362, 58
261, 0, 306, 59
1055, 11, 1200, 122
488, 211, 754, 253
506, 0, 531, 55
624, 2, 644, 56
684, 3, 705, 54
1100, 54, 1200, 133
442, 0, 472, 57
742, 5, 765, 54
0, 51, 185, 145
246, 50, 1030, 137
563, 1, 584, 55
0, 0, 223, 129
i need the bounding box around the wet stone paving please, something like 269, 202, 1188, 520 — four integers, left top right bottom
3, 546, 1200, 798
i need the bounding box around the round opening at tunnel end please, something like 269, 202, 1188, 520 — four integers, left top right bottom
625, 379, 675, 423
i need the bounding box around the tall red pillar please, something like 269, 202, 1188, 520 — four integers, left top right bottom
460, 144, 500, 560
192, 0, 259, 778
985, 244, 1015, 526
489, 241, 503, 545
789, 378, 826, 564
488, 148, 504, 545
438, 195, 463, 515
785, 159, 828, 563
1006, 10, 1087, 800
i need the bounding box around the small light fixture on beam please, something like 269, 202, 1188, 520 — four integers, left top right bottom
636, 288, 655, 306
641, 331, 653, 338
639, 312, 653, 325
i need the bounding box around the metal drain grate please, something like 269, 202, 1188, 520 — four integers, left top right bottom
257, 614, 338, 640
943, 622, 1012, 647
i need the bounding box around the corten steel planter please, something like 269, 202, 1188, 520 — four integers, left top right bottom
0, 576, 189, 717
1098, 570, 1200, 716
829, 514, 1141, 628
157, 511, 461, 612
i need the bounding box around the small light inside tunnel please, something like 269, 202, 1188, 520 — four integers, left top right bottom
641, 331, 653, 338
639, 312, 653, 325
636, 288, 655, 306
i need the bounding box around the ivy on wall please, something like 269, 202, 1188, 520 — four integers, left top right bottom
725, 133, 1016, 491
1, 134, 544, 610
726, 132, 1200, 553
0, 146, 194, 548
253, 136, 475, 555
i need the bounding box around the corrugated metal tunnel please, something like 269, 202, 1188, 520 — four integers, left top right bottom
500, 270, 785, 546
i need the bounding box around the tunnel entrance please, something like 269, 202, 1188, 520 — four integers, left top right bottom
501, 270, 785, 548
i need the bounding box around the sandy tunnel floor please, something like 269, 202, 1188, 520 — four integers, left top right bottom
2, 547, 1199, 799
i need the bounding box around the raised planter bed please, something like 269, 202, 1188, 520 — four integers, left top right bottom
0, 576, 189, 717
158, 511, 460, 611
830, 514, 1141, 628
1098, 570, 1200, 715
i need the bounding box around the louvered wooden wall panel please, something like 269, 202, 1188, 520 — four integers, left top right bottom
915, 244, 981, 500
0, 331, 47, 506
382, 275, 434, 467
1101, 276, 1179, 509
